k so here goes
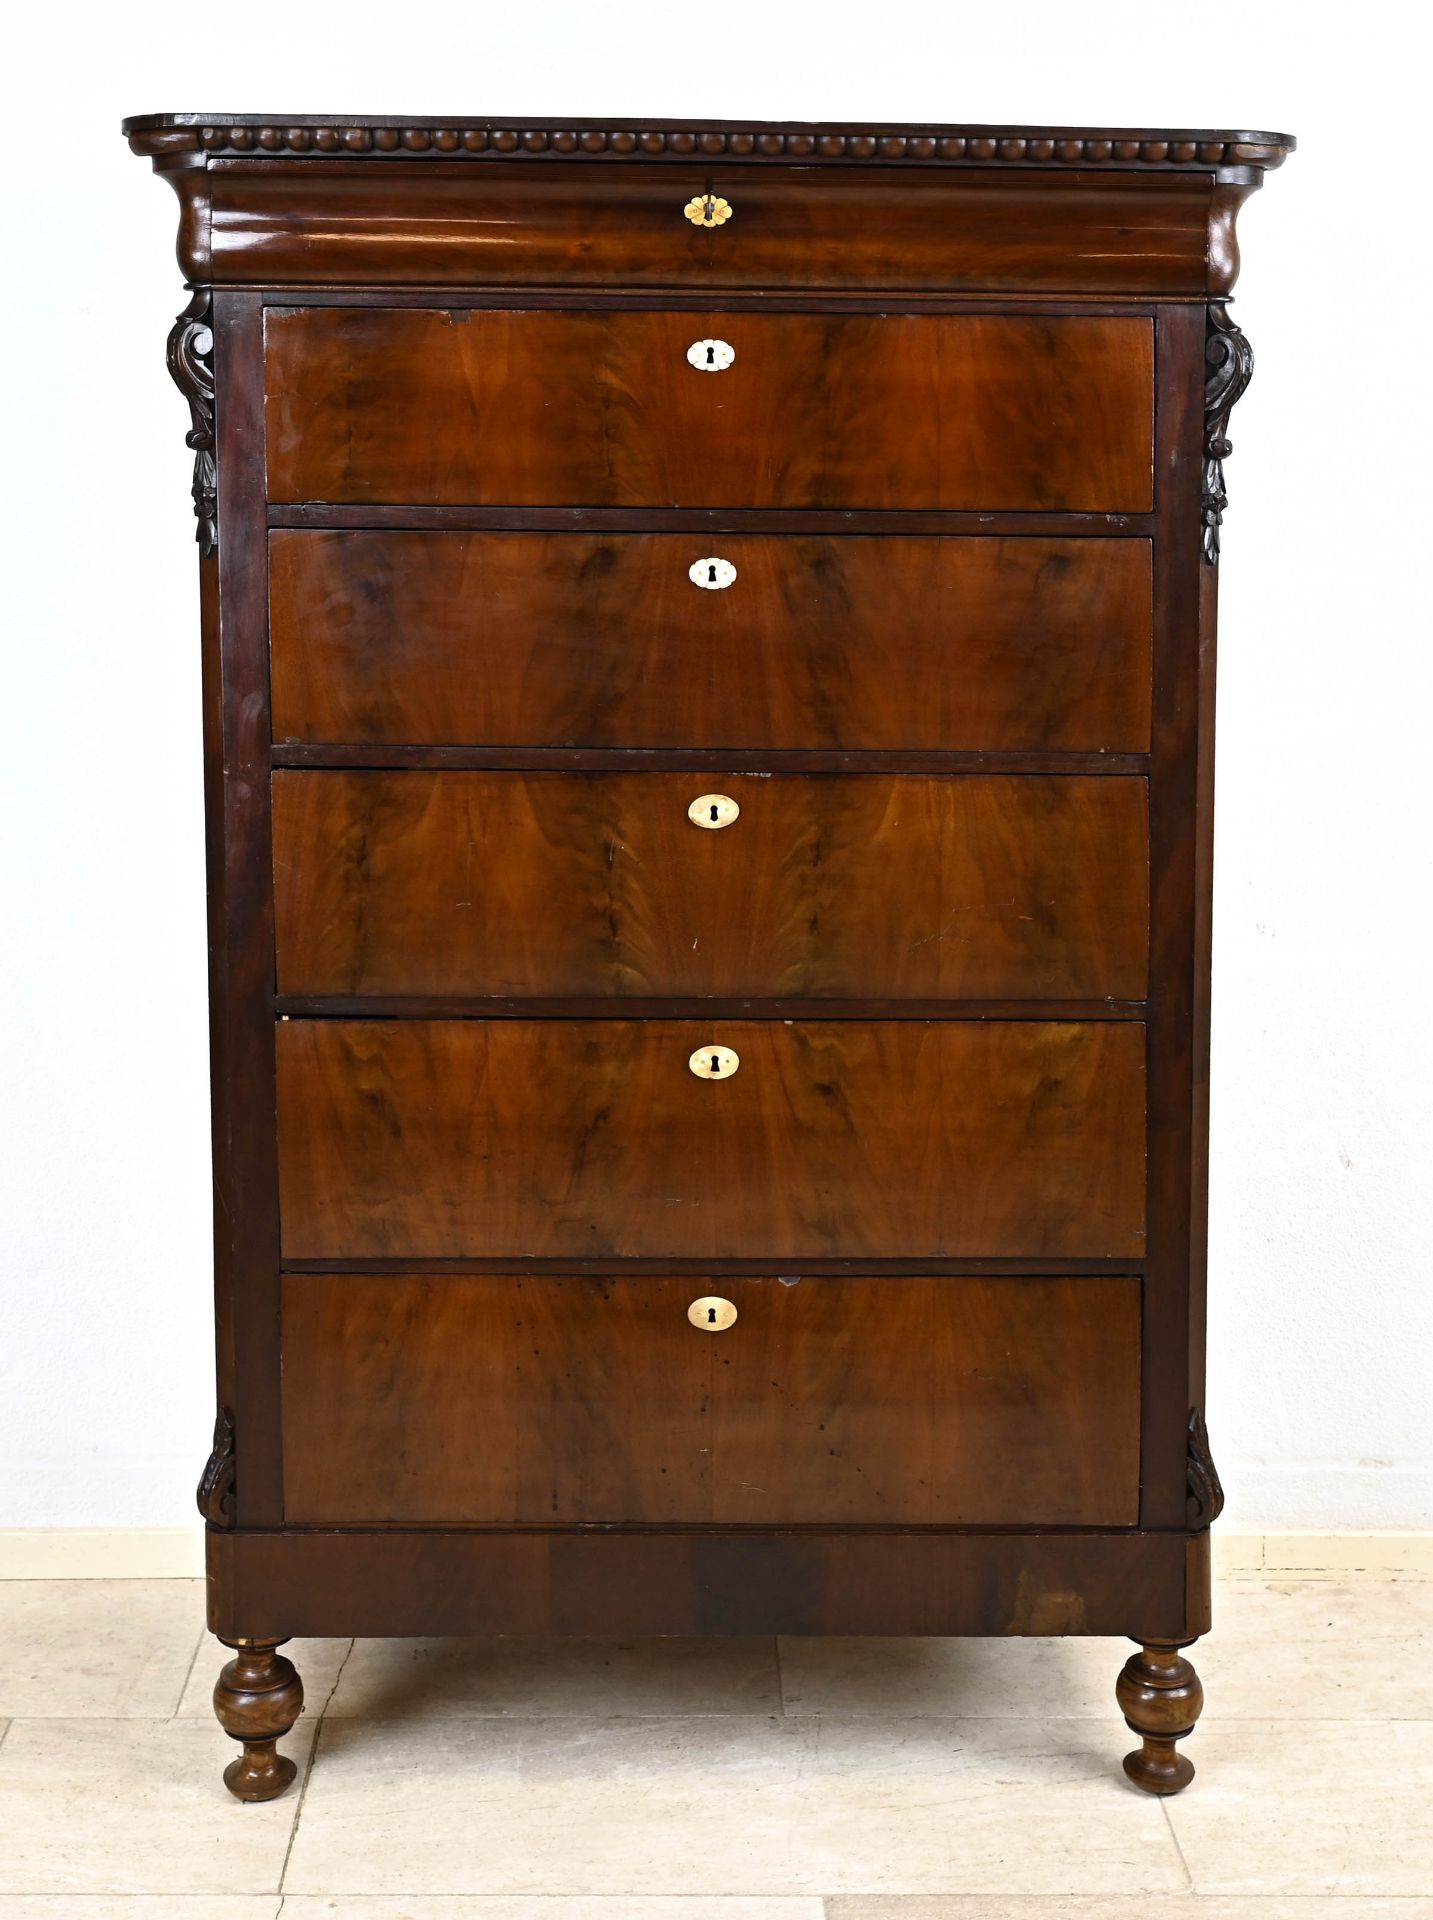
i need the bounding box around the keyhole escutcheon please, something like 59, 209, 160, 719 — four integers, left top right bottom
688, 1295, 738, 1332
686, 337, 735, 372
689, 556, 736, 590
688, 1044, 740, 1080
683, 195, 733, 229
688, 793, 740, 831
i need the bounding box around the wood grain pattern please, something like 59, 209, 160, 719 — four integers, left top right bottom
269, 531, 1154, 751
207, 1526, 1208, 1642
280, 1272, 1141, 1526
272, 770, 1150, 1000
204, 165, 1215, 295
264, 309, 1155, 510
275, 1019, 1147, 1260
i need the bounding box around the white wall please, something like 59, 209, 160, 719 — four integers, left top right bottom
1, 0, 1428, 1532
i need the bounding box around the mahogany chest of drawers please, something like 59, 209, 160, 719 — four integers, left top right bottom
123, 113, 1292, 1800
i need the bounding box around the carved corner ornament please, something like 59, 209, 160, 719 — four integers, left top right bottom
197, 1406, 237, 1526
1202, 302, 1254, 565
1186, 1406, 1225, 1530
166, 290, 217, 555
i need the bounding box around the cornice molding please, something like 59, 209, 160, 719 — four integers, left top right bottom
124, 115, 1295, 174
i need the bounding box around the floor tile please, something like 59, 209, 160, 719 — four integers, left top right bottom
1166, 1717, 1433, 1895
1201, 1579, 1433, 1718
280, 1902, 825, 1919
827, 1900, 1433, 1918
0, 1581, 204, 1718
284, 1714, 1185, 1897
175, 1634, 353, 1718
0, 1902, 280, 1917
327, 1636, 782, 1720
0, 1716, 313, 1895
777, 1635, 1112, 1720
779, 1578, 1433, 1723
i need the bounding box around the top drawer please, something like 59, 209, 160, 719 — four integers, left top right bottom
264, 308, 1154, 511
213, 162, 1215, 295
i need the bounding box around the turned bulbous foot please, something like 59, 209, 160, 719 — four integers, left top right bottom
213, 1639, 304, 1801
1116, 1642, 1203, 1794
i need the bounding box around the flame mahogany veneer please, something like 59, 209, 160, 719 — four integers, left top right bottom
123, 111, 1291, 1799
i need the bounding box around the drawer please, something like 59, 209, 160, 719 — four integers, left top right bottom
264, 309, 1154, 510
281, 1271, 1143, 1526
275, 1019, 1146, 1260
269, 532, 1153, 751
214, 161, 1213, 295
272, 771, 1150, 1001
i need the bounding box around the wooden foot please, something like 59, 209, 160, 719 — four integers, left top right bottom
1116, 1642, 1203, 1794
213, 1639, 304, 1801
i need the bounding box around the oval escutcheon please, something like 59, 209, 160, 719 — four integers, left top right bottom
688, 793, 740, 830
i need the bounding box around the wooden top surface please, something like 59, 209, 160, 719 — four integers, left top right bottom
122, 114, 1295, 173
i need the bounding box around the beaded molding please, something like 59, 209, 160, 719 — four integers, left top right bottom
125, 120, 1294, 172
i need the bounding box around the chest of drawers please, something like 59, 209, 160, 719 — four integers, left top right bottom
124, 113, 1291, 1802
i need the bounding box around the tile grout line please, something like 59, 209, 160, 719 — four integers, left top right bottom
276, 1638, 354, 1895
169, 1623, 208, 1719
1159, 1792, 1195, 1891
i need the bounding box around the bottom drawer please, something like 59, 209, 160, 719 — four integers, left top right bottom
280, 1272, 1141, 1527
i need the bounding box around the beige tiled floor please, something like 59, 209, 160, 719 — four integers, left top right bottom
0, 1579, 1429, 1914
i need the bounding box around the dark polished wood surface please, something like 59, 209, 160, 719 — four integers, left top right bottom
272, 771, 1150, 1000
264, 309, 1155, 510
124, 113, 1295, 164
207, 167, 1216, 295
275, 1018, 1147, 1260
207, 1525, 1211, 1641
281, 1272, 1142, 1526
270, 531, 1153, 751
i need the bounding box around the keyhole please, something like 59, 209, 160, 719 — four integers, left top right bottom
704, 195, 716, 223
707, 563, 717, 584
710, 1054, 721, 1074
705, 343, 716, 366
707, 1306, 718, 1324
709, 804, 720, 822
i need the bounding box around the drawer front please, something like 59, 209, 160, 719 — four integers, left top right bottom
264, 309, 1154, 510
281, 1272, 1142, 1526
276, 1019, 1146, 1259
214, 163, 1213, 294
270, 532, 1153, 751
273, 771, 1150, 1000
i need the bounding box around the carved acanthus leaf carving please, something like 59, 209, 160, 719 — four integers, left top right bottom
1202, 301, 1254, 565
1186, 1406, 1225, 1530
166, 290, 217, 555
197, 1406, 237, 1526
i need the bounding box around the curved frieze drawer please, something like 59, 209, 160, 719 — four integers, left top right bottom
275, 1018, 1147, 1261
269, 531, 1153, 750
211, 161, 1215, 294
264, 308, 1154, 511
